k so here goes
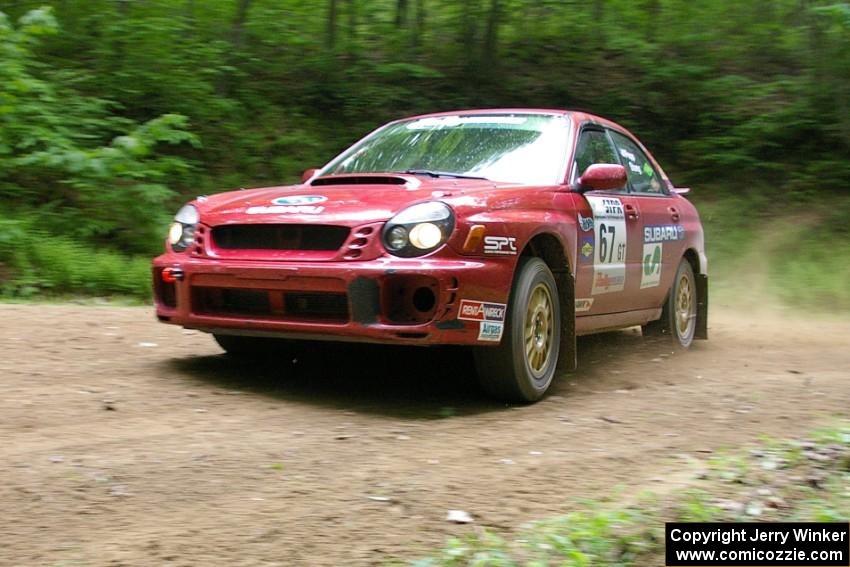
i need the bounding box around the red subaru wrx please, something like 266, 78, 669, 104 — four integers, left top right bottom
153, 109, 707, 402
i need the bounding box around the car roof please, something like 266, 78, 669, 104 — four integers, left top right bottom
401, 108, 626, 132
405, 108, 570, 120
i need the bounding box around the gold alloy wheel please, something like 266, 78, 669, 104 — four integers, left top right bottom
524, 283, 554, 376
675, 272, 695, 338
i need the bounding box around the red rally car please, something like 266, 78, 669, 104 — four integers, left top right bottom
153, 109, 708, 403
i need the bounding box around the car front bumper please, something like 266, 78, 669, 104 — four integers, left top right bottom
152, 254, 513, 346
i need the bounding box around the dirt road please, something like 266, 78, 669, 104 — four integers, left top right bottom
1, 303, 848, 566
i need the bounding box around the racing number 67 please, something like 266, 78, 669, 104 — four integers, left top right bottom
599, 223, 616, 263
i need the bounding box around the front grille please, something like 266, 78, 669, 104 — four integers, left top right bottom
212, 224, 349, 251
193, 288, 271, 315
192, 287, 349, 323
285, 293, 349, 320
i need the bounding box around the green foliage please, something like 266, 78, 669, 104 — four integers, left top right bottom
690, 190, 850, 309
3, 0, 847, 194
0, 213, 151, 299
769, 201, 850, 310
413, 423, 850, 566
411, 508, 659, 566
0, 7, 197, 255
1, 1, 849, 300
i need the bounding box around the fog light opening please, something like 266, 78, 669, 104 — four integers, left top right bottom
412, 286, 436, 313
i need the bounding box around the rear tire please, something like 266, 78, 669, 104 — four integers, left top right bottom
212, 334, 300, 359
642, 258, 697, 348
474, 257, 561, 403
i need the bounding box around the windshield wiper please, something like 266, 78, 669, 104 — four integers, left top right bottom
402, 169, 489, 180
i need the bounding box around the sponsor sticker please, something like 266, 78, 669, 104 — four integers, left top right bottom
641, 243, 662, 289
594, 272, 625, 291
271, 195, 327, 206
578, 213, 594, 232
619, 148, 636, 162
580, 236, 594, 262
458, 300, 507, 322
483, 236, 517, 255
575, 298, 594, 313
246, 205, 325, 215
644, 224, 685, 243
247, 194, 328, 214
478, 321, 504, 342
586, 196, 627, 295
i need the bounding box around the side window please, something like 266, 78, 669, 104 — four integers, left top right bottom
609, 131, 663, 194
572, 129, 620, 185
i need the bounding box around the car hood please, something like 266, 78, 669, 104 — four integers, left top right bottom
197, 174, 514, 227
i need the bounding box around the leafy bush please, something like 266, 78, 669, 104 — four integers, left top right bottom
413, 423, 850, 566
0, 214, 150, 299
0, 7, 197, 255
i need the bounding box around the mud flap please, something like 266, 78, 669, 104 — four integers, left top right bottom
556, 272, 577, 371
695, 273, 708, 340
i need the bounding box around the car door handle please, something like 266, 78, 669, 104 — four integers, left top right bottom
624, 203, 639, 220
668, 206, 680, 222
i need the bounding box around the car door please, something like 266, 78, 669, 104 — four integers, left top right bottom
571, 127, 644, 315
608, 130, 687, 311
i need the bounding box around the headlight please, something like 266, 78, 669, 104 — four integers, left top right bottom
168, 204, 199, 252
382, 202, 454, 257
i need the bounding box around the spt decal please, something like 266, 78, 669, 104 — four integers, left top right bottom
578, 213, 594, 232
458, 300, 507, 322
483, 236, 517, 255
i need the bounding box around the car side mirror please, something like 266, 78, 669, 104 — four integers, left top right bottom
301, 168, 318, 184
576, 164, 627, 192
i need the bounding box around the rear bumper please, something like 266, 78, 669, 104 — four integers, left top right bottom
152, 254, 513, 346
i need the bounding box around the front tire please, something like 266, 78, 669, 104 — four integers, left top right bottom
474, 257, 561, 403
642, 258, 697, 348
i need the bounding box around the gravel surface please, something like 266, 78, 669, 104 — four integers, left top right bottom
1, 304, 848, 566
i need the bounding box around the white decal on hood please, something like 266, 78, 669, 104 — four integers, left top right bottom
272, 195, 327, 205
247, 194, 328, 214
246, 205, 325, 215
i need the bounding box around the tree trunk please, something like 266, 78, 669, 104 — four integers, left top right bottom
645, 0, 661, 42
230, 0, 253, 53
461, 0, 480, 70
327, 0, 338, 48
395, 0, 408, 28
217, 0, 254, 96
412, 0, 425, 51
112, 0, 131, 70
482, 0, 500, 67
591, 0, 605, 49
348, 0, 357, 42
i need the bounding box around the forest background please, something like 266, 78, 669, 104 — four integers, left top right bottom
1, 0, 848, 308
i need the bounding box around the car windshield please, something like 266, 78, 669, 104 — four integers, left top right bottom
319, 113, 570, 185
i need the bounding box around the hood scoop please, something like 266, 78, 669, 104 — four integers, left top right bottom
310, 175, 409, 187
